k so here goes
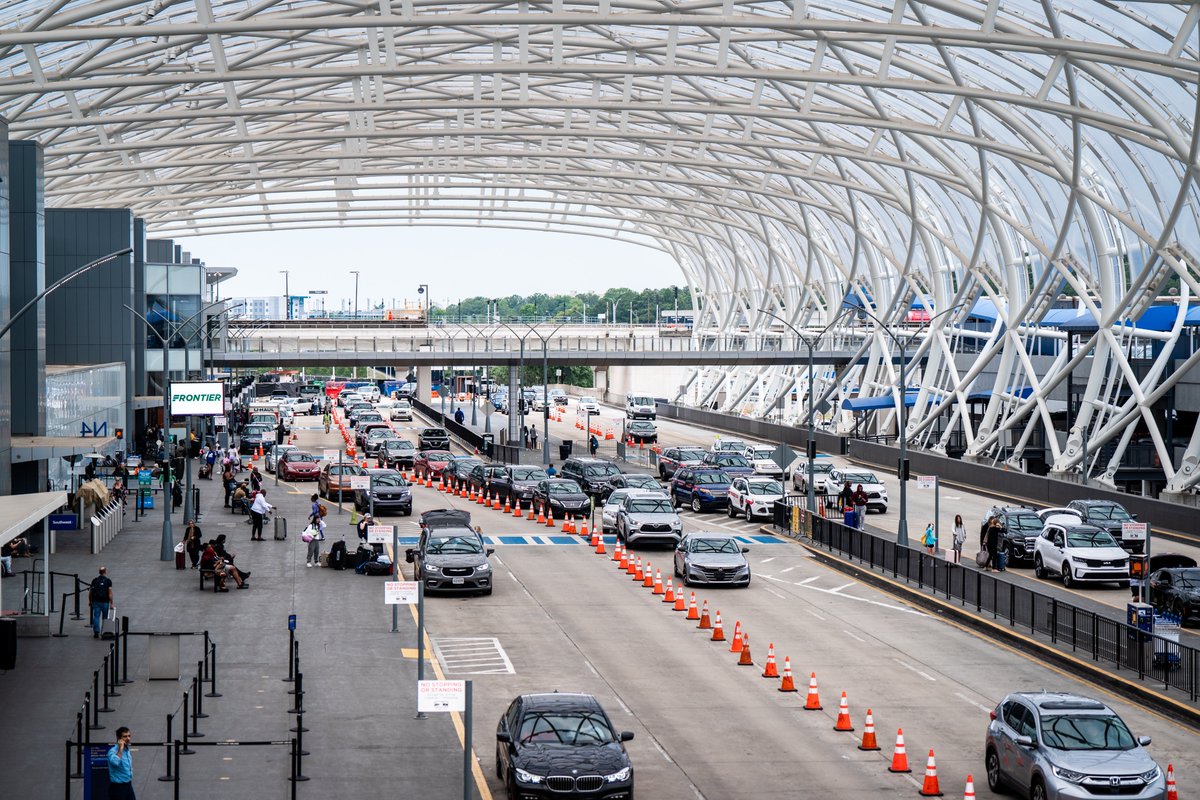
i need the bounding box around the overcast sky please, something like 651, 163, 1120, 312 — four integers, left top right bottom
177, 227, 682, 310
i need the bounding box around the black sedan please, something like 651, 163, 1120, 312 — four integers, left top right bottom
1149, 559, 1200, 625
532, 479, 591, 520
353, 469, 413, 516
626, 420, 657, 444
496, 693, 634, 799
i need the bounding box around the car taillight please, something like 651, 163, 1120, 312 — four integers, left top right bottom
989, 710, 996, 721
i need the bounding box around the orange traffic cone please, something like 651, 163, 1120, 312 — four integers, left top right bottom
536, 505, 546, 525
662, 578, 675, 603
562, 516, 572, 533
729, 621, 744, 653
643, 564, 655, 588
778, 657, 797, 692
738, 632, 754, 666
633, 557, 644, 582
858, 709, 880, 750
803, 673, 822, 710
1166, 765, 1178, 800
513, 501, 522, 517
889, 729, 912, 773
625, 551, 637, 575
611, 540, 622, 562
833, 692, 854, 731
761, 643, 779, 678
545, 511, 555, 528
590, 530, 600, 549
493, 495, 502, 510
580, 518, 589, 539
710, 611, 725, 641
593, 534, 605, 555
963, 774, 975, 800
918, 750, 943, 796
618, 545, 629, 570
697, 599, 711, 629
685, 592, 699, 619
526, 504, 536, 520
673, 588, 686, 611
652, 569, 665, 595
502, 497, 511, 513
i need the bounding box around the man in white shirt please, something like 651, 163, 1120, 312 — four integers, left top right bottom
249, 489, 274, 541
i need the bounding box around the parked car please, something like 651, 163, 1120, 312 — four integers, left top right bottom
983, 506, 1047, 565
670, 467, 732, 513
727, 476, 784, 521
406, 519, 493, 595
656, 446, 707, 480
560, 457, 623, 499
827, 467, 889, 512
445, 456, 484, 487
710, 437, 747, 454
278, 450, 321, 481
418, 427, 451, 450
265, 443, 297, 473
673, 532, 751, 587
532, 479, 591, 520
239, 424, 274, 455
285, 397, 314, 415
364, 427, 401, 456
626, 420, 658, 444
603, 473, 662, 499
467, 463, 510, 496
1146, 555, 1200, 624
577, 396, 600, 413
495, 693, 634, 799
489, 465, 549, 508
985, 692, 1165, 799
353, 469, 412, 516
791, 454, 834, 494
615, 491, 683, 547
601, 488, 641, 534
390, 400, 414, 421
701, 452, 755, 477
378, 438, 417, 470
414, 449, 453, 480
318, 461, 366, 501
743, 445, 784, 479
1067, 499, 1144, 554
1034, 523, 1130, 588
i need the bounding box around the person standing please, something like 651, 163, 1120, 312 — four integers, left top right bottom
249, 489, 273, 541
530, 427, 538, 451
249, 465, 263, 494
922, 523, 937, 555
305, 517, 326, 568
951, 514, 967, 564
983, 517, 1001, 571
522, 425, 530, 450
323, 409, 332, 435
222, 463, 235, 508
183, 521, 204, 569
106, 727, 136, 799
589, 434, 599, 457
836, 481, 853, 515
851, 484, 868, 530
89, 567, 114, 639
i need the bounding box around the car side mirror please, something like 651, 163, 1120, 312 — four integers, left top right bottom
1137, 735, 1151, 746
742, 547, 750, 554
486, 548, 495, 556
1014, 735, 1034, 748
405, 549, 415, 563
496, 731, 511, 743
619, 731, 635, 742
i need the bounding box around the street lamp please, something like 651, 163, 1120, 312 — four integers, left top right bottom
350, 270, 361, 319
758, 306, 855, 515
529, 317, 573, 466
418, 284, 429, 323
280, 270, 290, 320
494, 321, 534, 449
849, 301, 967, 546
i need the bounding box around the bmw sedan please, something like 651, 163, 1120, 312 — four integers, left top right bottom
674, 532, 751, 587
496, 692, 634, 800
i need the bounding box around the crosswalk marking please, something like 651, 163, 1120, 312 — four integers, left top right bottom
432, 637, 515, 675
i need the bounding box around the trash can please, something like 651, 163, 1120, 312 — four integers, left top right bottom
481, 433, 494, 458
559, 441, 574, 461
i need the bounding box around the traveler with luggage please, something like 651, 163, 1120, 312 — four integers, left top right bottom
89, 567, 114, 639
249, 489, 274, 541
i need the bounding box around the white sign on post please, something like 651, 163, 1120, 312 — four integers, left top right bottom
349, 476, 371, 490
418, 680, 466, 713
215, 415, 227, 427
367, 524, 394, 544
323, 449, 341, 462
384, 581, 419, 605
1121, 522, 1149, 542
915, 475, 937, 489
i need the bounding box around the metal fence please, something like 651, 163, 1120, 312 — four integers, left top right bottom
773, 498, 1199, 702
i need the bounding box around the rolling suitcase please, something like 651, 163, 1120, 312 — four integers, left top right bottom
101, 613, 120, 640
328, 540, 347, 571
175, 550, 186, 570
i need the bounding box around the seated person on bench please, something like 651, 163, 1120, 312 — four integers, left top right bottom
214, 535, 250, 587
200, 540, 249, 590
231, 482, 250, 514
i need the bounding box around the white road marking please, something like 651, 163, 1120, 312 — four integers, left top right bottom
892, 657, 937, 682
432, 637, 515, 674
829, 583, 855, 593
955, 692, 993, 713
764, 586, 787, 600
612, 694, 633, 715
842, 629, 866, 643
507, 572, 534, 600
805, 609, 827, 620
649, 737, 674, 763
795, 576, 819, 585
779, 565, 796, 574
761, 557, 776, 563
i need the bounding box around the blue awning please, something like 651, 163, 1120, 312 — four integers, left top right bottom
967, 298, 999, 322
1038, 308, 1080, 326
842, 391, 919, 412
966, 386, 1034, 402
1045, 305, 1195, 332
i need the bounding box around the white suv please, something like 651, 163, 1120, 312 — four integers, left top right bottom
626, 395, 657, 420
1033, 523, 1130, 589
727, 476, 784, 521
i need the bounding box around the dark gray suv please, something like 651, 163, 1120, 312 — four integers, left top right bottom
406, 509, 494, 595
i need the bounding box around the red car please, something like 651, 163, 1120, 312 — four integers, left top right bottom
278, 450, 321, 481
414, 449, 452, 480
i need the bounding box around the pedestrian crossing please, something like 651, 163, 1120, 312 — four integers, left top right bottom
431, 637, 515, 674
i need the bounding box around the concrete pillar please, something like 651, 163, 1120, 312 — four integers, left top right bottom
9, 141, 46, 493
416, 366, 431, 403
507, 368, 521, 444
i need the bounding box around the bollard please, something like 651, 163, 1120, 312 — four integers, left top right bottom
206, 641, 222, 698
193, 666, 208, 718
119, 617, 131, 685
173, 740, 182, 800
159, 713, 176, 781
72, 574, 82, 619
70, 713, 84, 778
54, 593, 69, 637
290, 735, 309, 783
180, 703, 195, 755
190, 681, 205, 738
284, 628, 295, 683
288, 649, 300, 695
288, 671, 304, 715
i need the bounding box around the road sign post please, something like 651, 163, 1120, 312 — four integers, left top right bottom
915, 475, 939, 548
416, 679, 473, 800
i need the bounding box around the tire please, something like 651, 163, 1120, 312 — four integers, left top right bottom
671, 493, 681, 510
744, 507, 753, 523
985, 748, 1006, 795
691, 497, 702, 514
673, 561, 681, 578
1030, 777, 1047, 800
659, 465, 667, 479
726, 503, 737, 519
1062, 566, 1074, 589
482, 587, 493, 596
1034, 556, 1046, 580
1117, 581, 1130, 590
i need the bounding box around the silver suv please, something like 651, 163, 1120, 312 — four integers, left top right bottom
615, 491, 682, 547
985, 692, 1165, 800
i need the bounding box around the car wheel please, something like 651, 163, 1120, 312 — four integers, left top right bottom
726, 503, 737, 519
691, 497, 702, 514
482, 587, 493, 596
671, 493, 681, 510
1034, 556, 1046, 580
1117, 580, 1130, 589
673, 561, 681, 578
1030, 777, 1047, 800
1062, 566, 1074, 589
985, 747, 1006, 795
744, 507, 753, 523
659, 466, 667, 479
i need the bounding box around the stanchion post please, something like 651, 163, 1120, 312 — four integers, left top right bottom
54, 594, 69, 637
284, 628, 295, 683
288, 644, 299, 695
194, 665, 208, 718
159, 713, 176, 782
72, 574, 82, 619
206, 641, 221, 697
96, 668, 113, 714
120, 617, 131, 684
71, 713, 84, 778
190, 681, 205, 738
108, 644, 121, 697
289, 671, 304, 715
64, 740, 71, 800
173, 740, 182, 800
415, 582, 426, 719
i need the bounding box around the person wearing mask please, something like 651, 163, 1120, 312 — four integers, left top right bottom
850, 484, 869, 530
249, 489, 273, 541
951, 514, 967, 564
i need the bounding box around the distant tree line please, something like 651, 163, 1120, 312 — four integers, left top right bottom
429, 285, 693, 324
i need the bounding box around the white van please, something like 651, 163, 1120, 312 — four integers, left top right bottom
626, 395, 657, 420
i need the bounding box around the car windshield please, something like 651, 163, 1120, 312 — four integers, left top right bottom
750, 447, 774, 458
678, 448, 707, 461
810, 461, 833, 473
1005, 513, 1043, 532
605, 491, 634, 507
631, 396, 653, 405
396, 401, 411, 408
511, 468, 547, 481
358, 414, 383, 422
287, 453, 316, 462
845, 473, 879, 484
581, 397, 596, 403
717, 441, 745, 450
1174, 569, 1200, 588
331, 465, 361, 475
423, 429, 446, 437
748, 481, 783, 495
245, 426, 271, 435
517, 711, 616, 745
628, 499, 672, 514
385, 441, 413, 452
1086, 505, 1132, 521
631, 422, 654, 430
624, 476, 658, 488
426, 535, 483, 555
368, 430, 395, 439
547, 482, 581, 495
715, 455, 750, 467
373, 475, 407, 487
694, 472, 727, 485
1039, 714, 1136, 751
584, 464, 621, 477
423, 451, 451, 461
691, 538, 740, 554
1066, 530, 1120, 548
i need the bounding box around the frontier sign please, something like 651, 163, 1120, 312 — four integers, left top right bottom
169, 382, 225, 416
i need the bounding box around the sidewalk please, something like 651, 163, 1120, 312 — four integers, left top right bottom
0, 422, 478, 799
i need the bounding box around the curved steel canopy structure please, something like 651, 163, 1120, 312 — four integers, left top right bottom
0, 1, 1198, 489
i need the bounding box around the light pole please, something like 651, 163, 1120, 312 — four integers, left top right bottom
850, 302, 966, 546
758, 306, 854, 515
350, 271, 361, 319
418, 284, 429, 323
530, 318, 572, 466
280, 270, 290, 320
494, 321, 533, 449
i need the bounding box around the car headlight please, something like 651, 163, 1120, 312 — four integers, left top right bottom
1139, 767, 1160, 783
476, 562, 491, 572
424, 565, 441, 575
1051, 765, 1086, 784
604, 766, 631, 783
671, 520, 681, 529
550, 498, 564, 507
696, 489, 711, 498
514, 768, 544, 784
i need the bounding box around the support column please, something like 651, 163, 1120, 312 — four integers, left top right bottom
507, 369, 521, 444
416, 366, 432, 404
8, 140, 45, 493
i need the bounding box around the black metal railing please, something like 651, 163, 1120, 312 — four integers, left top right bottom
773, 498, 1198, 703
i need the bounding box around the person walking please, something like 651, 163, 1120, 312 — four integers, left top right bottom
249, 465, 263, 493
522, 425, 530, 450
922, 523, 937, 556
249, 489, 273, 541
851, 484, 868, 530
589, 434, 599, 457
106, 727, 136, 799
89, 567, 114, 639
951, 514, 967, 564
323, 409, 332, 434
222, 463, 235, 508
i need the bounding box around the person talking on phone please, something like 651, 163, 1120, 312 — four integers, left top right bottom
107, 726, 136, 799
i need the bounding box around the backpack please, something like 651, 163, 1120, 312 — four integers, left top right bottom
328, 540, 347, 571
358, 561, 392, 576
89, 577, 111, 603
318, 504, 328, 518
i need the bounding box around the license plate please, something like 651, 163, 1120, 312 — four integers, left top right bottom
452, 578, 464, 585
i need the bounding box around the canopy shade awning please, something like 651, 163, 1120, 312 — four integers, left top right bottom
9, 436, 118, 463
967, 387, 1034, 402
0, 491, 68, 548
842, 391, 919, 412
